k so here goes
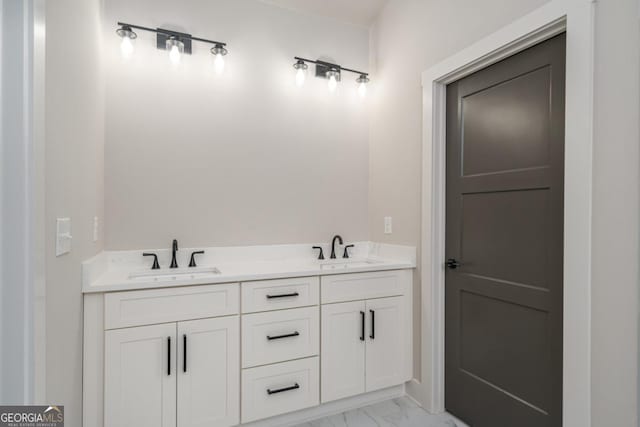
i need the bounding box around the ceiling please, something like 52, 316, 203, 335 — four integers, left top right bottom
259, 0, 388, 28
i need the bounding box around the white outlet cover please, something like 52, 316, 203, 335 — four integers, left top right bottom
93, 216, 99, 242
56, 217, 72, 256
384, 216, 392, 234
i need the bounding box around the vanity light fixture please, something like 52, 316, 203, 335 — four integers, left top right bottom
115, 22, 228, 72
292, 56, 370, 95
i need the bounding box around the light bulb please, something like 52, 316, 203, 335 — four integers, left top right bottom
356, 74, 370, 98
210, 45, 228, 75
292, 59, 308, 87
214, 53, 225, 74
120, 36, 134, 58
169, 45, 181, 65
295, 68, 306, 87
116, 25, 137, 59
358, 82, 367, 97
328, 74, 338, 92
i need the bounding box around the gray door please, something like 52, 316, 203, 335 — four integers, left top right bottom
445, 34, 565, 427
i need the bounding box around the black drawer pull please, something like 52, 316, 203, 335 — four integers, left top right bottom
360, 311, 365, 341
267, 383, 300, 395
267, 331, 300, 341
266, 292, 299, 299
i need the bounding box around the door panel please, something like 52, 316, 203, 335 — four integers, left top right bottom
365, 296, 405, 392
445, 34, 565, 427
177, 316, 240, 427
105, 323, 177, 427
321, 301, 366, 402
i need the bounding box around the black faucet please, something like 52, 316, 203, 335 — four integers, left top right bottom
170, 239, 179, 268
330, 235, 343, 259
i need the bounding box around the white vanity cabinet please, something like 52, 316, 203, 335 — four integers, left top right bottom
320, 270, 412, 403
84, 269, 412, 427
102, 284, 240, 427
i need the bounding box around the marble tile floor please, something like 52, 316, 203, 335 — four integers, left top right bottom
293, 397, 468, 427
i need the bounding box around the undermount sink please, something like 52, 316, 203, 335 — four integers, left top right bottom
128, 266, 221, 282
319, 259, 384, 270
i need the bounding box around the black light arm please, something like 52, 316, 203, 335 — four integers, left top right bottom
294, 56, 368, 77
117, 21, 227, 47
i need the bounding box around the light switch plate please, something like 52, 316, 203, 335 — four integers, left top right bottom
384, 216, 392, 234
56, 217, 72, 256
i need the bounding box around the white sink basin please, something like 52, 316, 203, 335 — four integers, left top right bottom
319, 259, 384, 270
128, 267, 221, 282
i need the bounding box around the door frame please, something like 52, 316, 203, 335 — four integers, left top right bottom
418, 1, 595, 426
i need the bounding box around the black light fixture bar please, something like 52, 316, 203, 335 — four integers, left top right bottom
117, 22, 227, 47
294, 56, 368, 77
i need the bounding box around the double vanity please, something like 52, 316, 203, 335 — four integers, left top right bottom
82, 240, 415, 427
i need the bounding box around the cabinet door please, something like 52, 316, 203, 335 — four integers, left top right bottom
365, 296, 406, 392
321, 301, 366, 403
177, 316, 240, 427
105, 323, 176, 427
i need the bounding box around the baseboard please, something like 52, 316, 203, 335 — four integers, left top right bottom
404, 378, 425, 408
242, 385, 405, 427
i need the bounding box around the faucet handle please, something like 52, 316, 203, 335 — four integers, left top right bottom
312, 246, 325, 260
343, 245, 355, 259
189, 250, 205, 267
143, 253, 160, 270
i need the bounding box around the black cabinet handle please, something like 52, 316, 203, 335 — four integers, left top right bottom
267, 331, 300, 341
370, 310, 375, 340
183, 334, 187, 373
267, 383, 300, 395
266, 292, 299, 299
167, 336, 171, 376
360, 311, 365, 341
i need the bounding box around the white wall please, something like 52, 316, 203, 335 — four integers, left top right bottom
590, 0, 639, 424
103, 0, 370, 250
368, 0, 550, 381
45, 0, 104, 423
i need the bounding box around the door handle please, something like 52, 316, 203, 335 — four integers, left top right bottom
167, 336, 171, 376
360, 311, 365, 341
446, 258, 461, 269
369, 310, 375, 340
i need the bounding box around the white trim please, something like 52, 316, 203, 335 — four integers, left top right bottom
420, 1, 595, 426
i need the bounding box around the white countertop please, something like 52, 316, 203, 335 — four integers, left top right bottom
82, 241, 416, 293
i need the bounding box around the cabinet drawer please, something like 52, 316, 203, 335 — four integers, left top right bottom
242, 306, 319, 368
105, 283, 239, 329
241, 276, 319, 313
241, 357, 319, 423
321, 270, 410, 304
